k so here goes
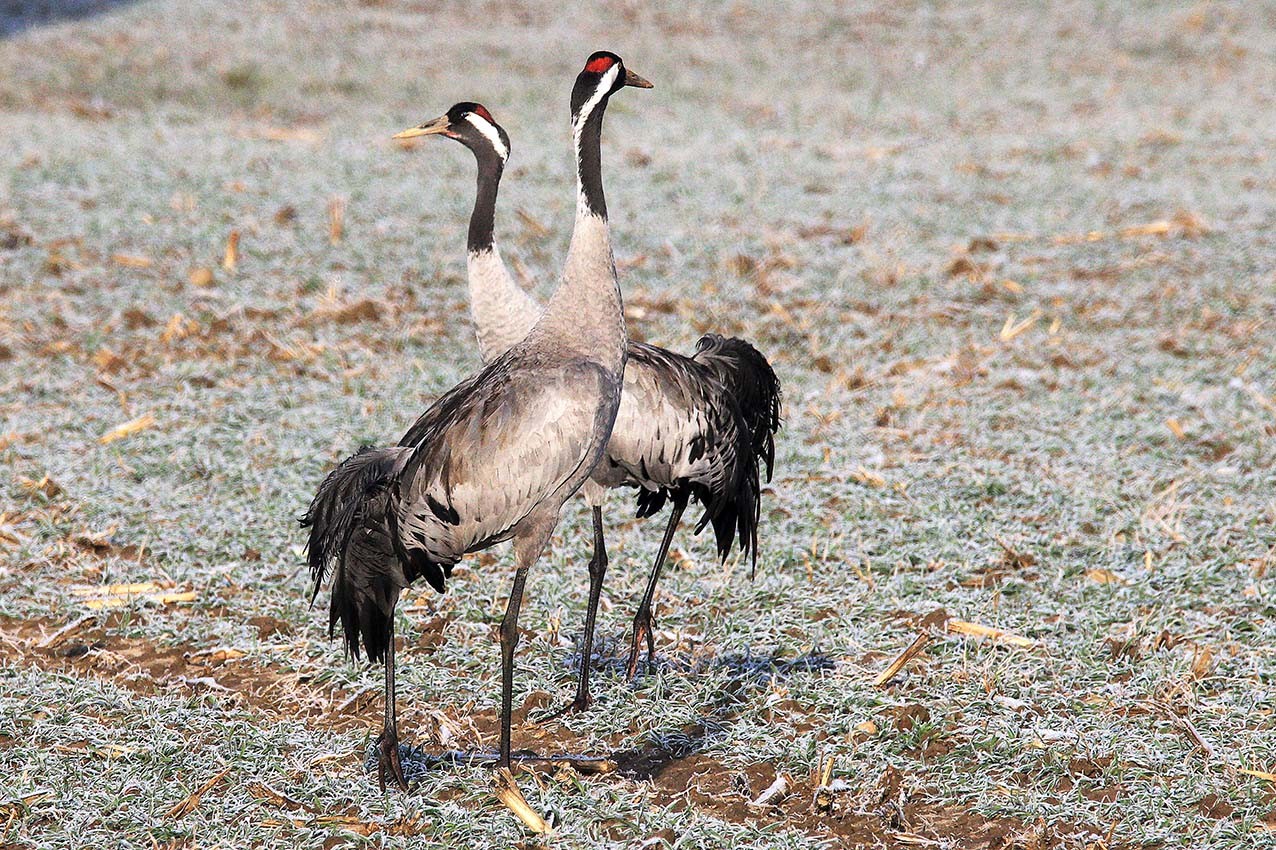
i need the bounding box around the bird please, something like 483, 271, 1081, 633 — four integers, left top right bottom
400, 79, 782, 714
302, 52, 652, 788
394, 101, 543, 363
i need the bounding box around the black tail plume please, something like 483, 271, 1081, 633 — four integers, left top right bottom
694, 334, 783, 480
694, 334, 781, 578
696, 446, 760, 576
635, 428, 762, 573
300, 446, 410, 663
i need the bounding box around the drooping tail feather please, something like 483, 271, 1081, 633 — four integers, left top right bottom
695, 334, 783, 480
633, 419, 761, 570
694, 334, 781, 576
300, 446, 410, 663
707, 450, 760, 569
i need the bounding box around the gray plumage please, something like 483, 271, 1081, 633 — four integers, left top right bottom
424, 98, 782, 706
301, 53, 649, 783
392, 352, 621, 575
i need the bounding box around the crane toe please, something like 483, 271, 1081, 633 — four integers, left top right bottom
377, 728, 409, 793
625, 612, 658, 679
549, 692, 594, 718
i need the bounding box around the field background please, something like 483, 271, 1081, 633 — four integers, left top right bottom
2, 1, 1275, 847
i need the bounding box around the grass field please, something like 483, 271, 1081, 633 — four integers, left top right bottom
2, 1, 1275, 847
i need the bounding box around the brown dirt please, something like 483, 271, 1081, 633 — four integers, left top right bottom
447, 702, 1094, 848
0, 615, 1095, 847
0, 614, 380, 733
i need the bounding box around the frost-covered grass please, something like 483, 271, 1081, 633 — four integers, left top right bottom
2, 1, 1276, 847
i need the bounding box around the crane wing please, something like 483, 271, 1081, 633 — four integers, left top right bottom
394, 357, 616, 562
604, 342, 748, 497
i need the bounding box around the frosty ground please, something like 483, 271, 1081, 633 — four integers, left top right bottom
2, 1, 1275, 847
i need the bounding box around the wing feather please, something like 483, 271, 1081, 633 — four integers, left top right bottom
602, 342, 747, 495
394, 358, 614, 563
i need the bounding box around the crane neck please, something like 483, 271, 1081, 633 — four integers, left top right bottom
463, 151, 542, 362
573, 104, 607, 220
561, 95, 615, 284
528, 91, 626, 373
466, 154, 503, 254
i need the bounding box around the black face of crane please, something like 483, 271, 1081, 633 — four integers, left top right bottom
447, 102, 495, 128
570, 51, 653, 122
393, 103, 510, 165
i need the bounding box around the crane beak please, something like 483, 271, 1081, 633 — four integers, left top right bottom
393, 115, 451, 140
623, 69, 654, 89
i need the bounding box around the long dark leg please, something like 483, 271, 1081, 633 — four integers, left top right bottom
561, 505, 608, 714
626, 499, 686, 679
377, 624, 408, 792
498, 563, 531, 770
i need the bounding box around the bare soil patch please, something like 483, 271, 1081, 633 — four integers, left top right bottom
1, 615, 1080, 846
0, 614, 377, 732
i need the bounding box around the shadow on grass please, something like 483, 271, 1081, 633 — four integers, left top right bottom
369, 649, 835, 784
610, 649, 836, 781
1, 0, 137, 38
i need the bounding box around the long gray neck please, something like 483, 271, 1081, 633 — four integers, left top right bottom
526, 95, 626, 374
464, 150, 542, 362
467, 246, 542, 363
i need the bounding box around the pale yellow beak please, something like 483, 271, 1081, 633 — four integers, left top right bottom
393, 115, 451, 140
623, 68, 654, 89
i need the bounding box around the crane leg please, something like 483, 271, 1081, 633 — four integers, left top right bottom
499, 562, 531, 770
497, 509, 554, 768
376, 625, 409, 792
557, 505, 608, 715
626, 499, 685, 679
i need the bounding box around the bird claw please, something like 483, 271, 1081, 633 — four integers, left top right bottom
549, 693, 593, 719
377, 728, 409, 793
625, 614, 657, 679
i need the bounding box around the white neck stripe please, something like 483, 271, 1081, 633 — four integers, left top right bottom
572, 64, 620, 137
465, 113, 508, 162
572, 64, 619, 218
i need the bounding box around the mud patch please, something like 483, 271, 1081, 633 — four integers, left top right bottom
360, 651, 1088, 849
380, 729, 1086, 848
636, 755, 1043, 847
0, 614, 373, 731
